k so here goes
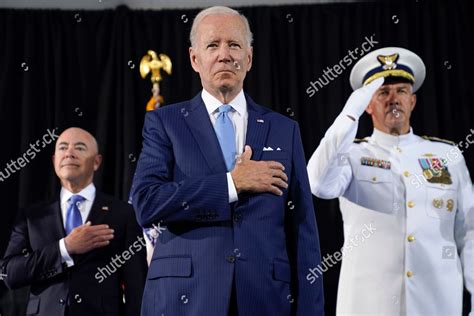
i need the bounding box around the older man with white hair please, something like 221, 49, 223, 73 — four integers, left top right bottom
131, 5, 324, 316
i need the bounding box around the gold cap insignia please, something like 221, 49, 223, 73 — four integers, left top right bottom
377, 53, 399, 70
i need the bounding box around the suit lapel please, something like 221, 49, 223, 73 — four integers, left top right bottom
184, 93, 227, 173
85, 192, 109, 225
183, 92, 270, 169
244, 94, 270, 161
53, 192, 109, 234
49, 200, 67, 240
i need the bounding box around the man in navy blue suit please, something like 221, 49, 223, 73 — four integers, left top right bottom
2, 128, 146, 316
131, 6, 324, 315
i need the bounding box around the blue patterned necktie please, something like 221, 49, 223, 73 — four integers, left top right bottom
215, 104, 237, 171
65, 195, 85, 234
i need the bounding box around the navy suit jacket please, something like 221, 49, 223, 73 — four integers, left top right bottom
1, 192, 147, 316
131, 93, 324, 315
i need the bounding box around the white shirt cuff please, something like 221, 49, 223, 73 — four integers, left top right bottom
59, 238, 74, 267
227, 172, 238, 203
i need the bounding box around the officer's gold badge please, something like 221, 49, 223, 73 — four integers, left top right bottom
418, 157, 452, 184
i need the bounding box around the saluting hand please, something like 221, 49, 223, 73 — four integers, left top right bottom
342, 77, 384, 120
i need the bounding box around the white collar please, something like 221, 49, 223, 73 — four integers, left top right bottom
60, 183, 96, 205
370, 127, 417, 148
201, 89, 246, 117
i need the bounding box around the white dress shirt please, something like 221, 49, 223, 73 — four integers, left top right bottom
58, 183, 96, 267
201, 88, 248, 203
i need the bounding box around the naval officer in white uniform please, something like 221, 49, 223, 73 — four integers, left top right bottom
307, 47, 473, 315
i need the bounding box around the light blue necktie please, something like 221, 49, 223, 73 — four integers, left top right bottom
215, 104, 236, 171
65, 195, 85, 234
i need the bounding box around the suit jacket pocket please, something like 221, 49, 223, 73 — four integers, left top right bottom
424, 183, 457, 221
148, 256, 192, 280
260, 150, 289, 161
26, 297, 40, 315
273, 259, 291, 283
350, 167, 395, 213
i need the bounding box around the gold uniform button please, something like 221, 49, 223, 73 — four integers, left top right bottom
406, 271, 413, 278
432, 199, 444, 209
372, 177, 377, 182
407, 201, 415, 208
447, 199, 454, 212
407, 235, 415, 242
396, 147, 402, 153
403, 171, 410, 177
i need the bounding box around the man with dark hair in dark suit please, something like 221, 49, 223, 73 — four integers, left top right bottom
1, 127, 147, 316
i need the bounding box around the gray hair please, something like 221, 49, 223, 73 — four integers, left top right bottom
190, 6, 253, 48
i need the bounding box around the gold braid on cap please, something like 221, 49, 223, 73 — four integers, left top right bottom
363, 53, 415, 86
364, 70, 415, 86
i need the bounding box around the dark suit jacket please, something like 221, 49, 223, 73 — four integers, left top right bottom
1, 191, 147, 316
131, 93, 325, 315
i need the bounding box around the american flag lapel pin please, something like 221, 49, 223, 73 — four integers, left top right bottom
257, 119, 264, 123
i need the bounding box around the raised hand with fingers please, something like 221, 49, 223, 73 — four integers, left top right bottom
342, 77, 385, 121
64, 221, 114, 255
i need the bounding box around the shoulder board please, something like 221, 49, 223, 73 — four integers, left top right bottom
354, 138, 368, 143
421, 136, 456, 146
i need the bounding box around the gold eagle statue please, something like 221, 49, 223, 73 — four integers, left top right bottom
140, 51, 172, 83
139, 50, 172, 111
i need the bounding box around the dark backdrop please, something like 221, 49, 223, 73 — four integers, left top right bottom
0, 0, 473, 314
